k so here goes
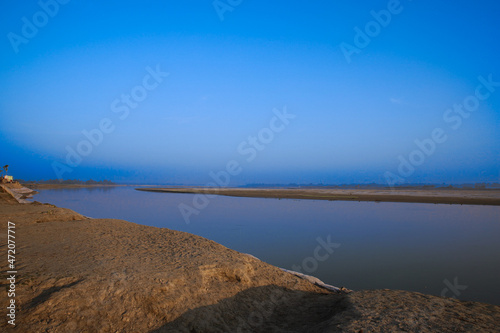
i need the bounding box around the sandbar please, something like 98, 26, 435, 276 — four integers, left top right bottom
137, 187, 500, 206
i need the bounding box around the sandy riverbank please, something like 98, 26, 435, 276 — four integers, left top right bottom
137, 187, 500, 206
1, 185, 499, 332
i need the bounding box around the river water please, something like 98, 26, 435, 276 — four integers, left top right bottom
32, 186, 500, 305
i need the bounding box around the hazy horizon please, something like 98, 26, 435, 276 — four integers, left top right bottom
2, 1, 499, 185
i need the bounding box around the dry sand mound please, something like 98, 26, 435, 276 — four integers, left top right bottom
1, 187, 499, 332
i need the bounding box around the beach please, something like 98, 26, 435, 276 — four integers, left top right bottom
136, 187, 500, 206
1, 184, 500, 332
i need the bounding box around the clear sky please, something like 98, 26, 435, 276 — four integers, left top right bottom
1, 0, 499, 185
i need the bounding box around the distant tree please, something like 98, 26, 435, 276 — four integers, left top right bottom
3, 165, 8, 173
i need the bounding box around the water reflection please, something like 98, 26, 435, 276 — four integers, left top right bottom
33, 186, 500, 305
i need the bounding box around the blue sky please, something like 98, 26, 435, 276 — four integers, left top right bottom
1, 0, 499, 185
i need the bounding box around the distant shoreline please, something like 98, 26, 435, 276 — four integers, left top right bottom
23, 184, 123, 190
136, 187, 500, 206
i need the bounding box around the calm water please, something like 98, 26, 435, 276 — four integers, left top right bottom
33, 186, 500, 305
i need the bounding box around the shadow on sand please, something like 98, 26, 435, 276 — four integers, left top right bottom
25, 279, 84, 311
150, 285, 352, 333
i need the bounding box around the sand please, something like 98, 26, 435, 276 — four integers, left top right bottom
1, 184, 499, 332
137, 187, 500, 206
